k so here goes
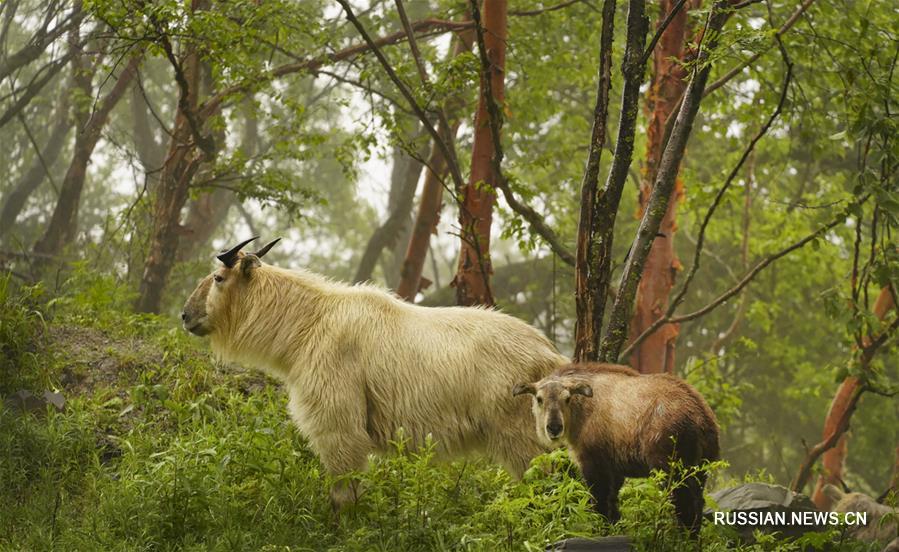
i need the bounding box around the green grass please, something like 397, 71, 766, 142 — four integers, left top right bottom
0, 272, 880, 551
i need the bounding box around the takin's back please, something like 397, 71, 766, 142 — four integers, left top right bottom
290, 277, 567, 455
561, 364, 719, 470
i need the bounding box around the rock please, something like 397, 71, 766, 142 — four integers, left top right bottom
705, 483, 825, 543
883, 537, 899, 552
546, 536, 632, 551
42, 390, 66, 411
4, 389, 66, 415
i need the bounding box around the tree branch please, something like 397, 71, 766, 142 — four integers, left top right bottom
572, 0, 617, 362
598, 1, 733, 361
618, 47, 792, 360
469, 0, 576, 266
335, 0, 466, 194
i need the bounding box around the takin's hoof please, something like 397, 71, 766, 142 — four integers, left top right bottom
329, 479, 362, 513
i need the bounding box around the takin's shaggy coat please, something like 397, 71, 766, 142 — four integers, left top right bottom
513, 362, 720, 534
181, 240, 567, 507
823, 484, 898, 544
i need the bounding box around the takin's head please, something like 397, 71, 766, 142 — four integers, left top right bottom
512, 376, 592, 443
181, 236, 281, 337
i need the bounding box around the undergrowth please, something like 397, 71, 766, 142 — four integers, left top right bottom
0, 269, 882, 550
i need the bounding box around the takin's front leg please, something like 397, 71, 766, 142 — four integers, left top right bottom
578, 456, 617, 522
316, 431, 374, 511
287, 389, 374, 511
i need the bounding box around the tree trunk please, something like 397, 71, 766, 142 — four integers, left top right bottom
573, 0, 617, 362
396, 130, 451, 300
628, 0, 698, 374
452, 0, 506, 307
396, 26, 473, 302
383, 146, 423, 288
32, 54, 140, 263
597, 2, 732, 362
135, 15, 207, 313
176, 71, 246, 262
810, 286, 896, 509
354, 140, 425, 285
0, 93, 70, 239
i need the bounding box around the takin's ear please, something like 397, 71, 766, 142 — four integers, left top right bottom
822, 484, 845, 504
569, 382, 593, 398
239, 253, 261, 276
512, 382, 537, 397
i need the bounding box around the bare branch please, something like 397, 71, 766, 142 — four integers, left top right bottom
598, 1, 733, 361
618, 48, 792, 360
335, 0, 466, 193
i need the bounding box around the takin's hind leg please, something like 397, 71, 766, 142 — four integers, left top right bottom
670, 471, 707, 537
487, 431, 545, 479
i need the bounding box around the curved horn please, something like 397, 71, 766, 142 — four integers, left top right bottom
216, 236, 258, 268
252, 237, 281, 259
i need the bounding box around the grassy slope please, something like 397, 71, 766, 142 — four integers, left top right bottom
0, 275, 877, 551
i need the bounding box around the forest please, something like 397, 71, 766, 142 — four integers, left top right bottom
0, 0, 897, 549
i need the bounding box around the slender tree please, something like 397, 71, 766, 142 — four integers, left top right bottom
807, 286, 897, 508
0, 88, 71, 238
32, 53, 141, 264
628, 0, 700, 374
136, 0, 213, 312
451, 0, 506, 307
396, 26, 474, 302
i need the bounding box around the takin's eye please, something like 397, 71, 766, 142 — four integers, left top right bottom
536, 396, 543, 405
213, 274, 224, 283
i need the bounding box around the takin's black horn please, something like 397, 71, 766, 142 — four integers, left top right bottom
252, 237, 281, 259
216, 236, 258, 268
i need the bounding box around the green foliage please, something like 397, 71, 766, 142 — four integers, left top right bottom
0, 275, 47, 393
0, 290, 858, 551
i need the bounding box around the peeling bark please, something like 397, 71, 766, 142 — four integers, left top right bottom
452, 0, 506, 307
809, 286, 896, 508
628, 0, 698, 374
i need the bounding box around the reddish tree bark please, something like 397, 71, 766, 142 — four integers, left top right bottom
32, 54, 141, 262
396, 28, 473, 302
809, 286, 896, 508
452, 0, 506, 307
628, 0, 699, 374
136, 4, 210, 312
396, 134, 451, 301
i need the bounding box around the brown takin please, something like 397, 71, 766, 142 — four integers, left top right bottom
181, 238, 567, 509
513, 362, 719, 534
823, 484, 898, 545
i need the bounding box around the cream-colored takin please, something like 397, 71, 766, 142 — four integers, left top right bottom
823, 484, 898, 545
181, 237, 567, 508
